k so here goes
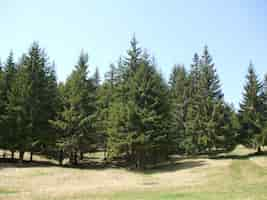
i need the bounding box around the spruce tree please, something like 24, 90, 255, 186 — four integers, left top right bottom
169, 64, 189, 153
239, 63, 264, 152
6, 61, 32, 162
2, 52, 17, 156
0, 62, 5, 145
107, 37, 171, 168
183, 46, 231, 154
128, 55, 170, 167
23, 43, 58, 160
50, 51, 97, 164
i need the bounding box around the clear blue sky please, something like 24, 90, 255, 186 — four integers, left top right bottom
0, 0, 267, 107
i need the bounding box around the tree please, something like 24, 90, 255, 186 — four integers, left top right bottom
92, 67, 100, 87
180, 46, 232, 154
6, 62, 32, 162
50, 51, 97, 165
129, 56, 171, 168
2, 52, 17, 158
24, 43, 58, 161
107, 43, 171, 168
125, 35, 142, 73
239, 63, 265, 153
0, 62, 5, 145
97, 64, 119, 160
169, 64, 189, 153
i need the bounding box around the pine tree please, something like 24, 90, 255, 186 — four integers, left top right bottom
4, 51, 17, 93
128, 55, 171, 168
239, 63, 264, 153
92, 67, 100, 87
199, 46, 223, 100
0, 62, 5, 144
23, 43, 58, 160
97, 64, 119, 160
6, 61, 32, 162
182, 46, 230, 154
107, 37, 171, 168
50, 51, 97, 165
125, 35, 142, 73
169, 64, 189, 153
2, 52, 17, 157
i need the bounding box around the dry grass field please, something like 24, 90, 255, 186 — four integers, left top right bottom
0, 146, 267, 200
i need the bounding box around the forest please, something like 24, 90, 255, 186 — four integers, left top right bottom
0, 36, 266, 169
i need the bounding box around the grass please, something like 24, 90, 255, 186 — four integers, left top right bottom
0, 146, 267, 200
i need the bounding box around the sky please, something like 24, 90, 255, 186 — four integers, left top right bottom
0, 0, 267, 108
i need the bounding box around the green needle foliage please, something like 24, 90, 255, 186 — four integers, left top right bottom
0, 36, 265, 167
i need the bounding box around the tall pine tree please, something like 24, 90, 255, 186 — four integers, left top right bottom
239, 63, 265, 153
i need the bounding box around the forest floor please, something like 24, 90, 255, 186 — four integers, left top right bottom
0, 146, 267, 200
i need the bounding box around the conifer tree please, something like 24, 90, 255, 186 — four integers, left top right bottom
169, 65, 189, 152
50, 51, 97, 164
2, 52, 17, 157
128, 55, 171, 167
97, 64, 119, 160
0, 62, 5, 144
23, 43, 58, 160
6, 61, 32, 162
107, 37, 171, 168
239, 63, 265, 153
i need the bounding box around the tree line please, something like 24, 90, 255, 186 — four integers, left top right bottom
0, 36, 266, 169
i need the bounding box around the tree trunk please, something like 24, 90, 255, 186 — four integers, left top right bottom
257, 146, 262, 154
19, 151, 24, 163
104, 141, 107, 161
74, 152, 78, 165
80, 152, 84, 161
11, 151, 15, 160
30, 152, 33, 162
59, 150, 63, 166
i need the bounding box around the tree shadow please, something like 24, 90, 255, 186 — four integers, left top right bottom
142, 160, 207, 175
124, 156, 207, 174
0, 157, 122, 171
210, 151, 267, 160
0, 158, 58, 170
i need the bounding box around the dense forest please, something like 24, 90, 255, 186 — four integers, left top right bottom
0, 36, 266, 169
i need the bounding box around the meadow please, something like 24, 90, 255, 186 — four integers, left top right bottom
0, 146, 267, 200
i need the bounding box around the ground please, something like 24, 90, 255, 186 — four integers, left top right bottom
0, 146, 267, 200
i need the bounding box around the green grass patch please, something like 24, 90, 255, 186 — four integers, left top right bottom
0, 188, 17, 195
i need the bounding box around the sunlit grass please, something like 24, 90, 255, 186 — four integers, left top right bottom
0, 146, 267, 200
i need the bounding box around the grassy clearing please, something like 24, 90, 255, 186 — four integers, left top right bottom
0, 146, 267, 200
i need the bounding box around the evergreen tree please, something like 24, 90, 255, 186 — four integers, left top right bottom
24, 43, 58, 160
199, 46, 223, 100
6, 62, 32, 162
125, 35, 142, 73
0, 62, 5, 144
50, 51, 97, 164
129, 55, 171, 168
169, 64, 189, 152
239, 63, 265, 153
97, 64, 119, 160
2, 52, 17, 156
92, 67, 100, 87
182, 46, 231, 154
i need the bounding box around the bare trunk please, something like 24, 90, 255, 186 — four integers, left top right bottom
70, 151, 78, 165
74, 152, 78, 165
80, 152, 84, 161
257, 146, 262, 154
59, 150, 63, 166
30, 152, 33, 162
104, 141, 107, 161
19, 151, 24, 163
11, 151, 15, 160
